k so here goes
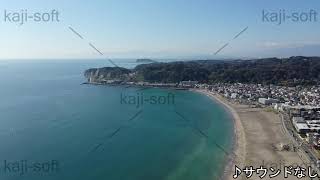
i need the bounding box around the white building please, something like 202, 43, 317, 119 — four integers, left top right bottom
180, 81, 198, 88
293, 117, 309, 133
258, 98, 278, 105
231, 93, 238, 99
293, 117, 320, 133
293, 122, 310, 133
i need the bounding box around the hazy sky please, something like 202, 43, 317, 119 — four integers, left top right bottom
1, 0, 320, 59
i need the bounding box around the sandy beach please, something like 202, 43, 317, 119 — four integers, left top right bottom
196, 89, 311, 180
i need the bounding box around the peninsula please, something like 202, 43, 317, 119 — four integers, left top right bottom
84, 56, 320, 86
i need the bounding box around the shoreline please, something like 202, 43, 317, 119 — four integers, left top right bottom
84, 82, 310, 179
84, 83, 242, 179
82, 82, 189, 90
195, 89, 310, 180
194, 89, 246, 180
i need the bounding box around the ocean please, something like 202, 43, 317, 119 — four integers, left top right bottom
0, 59, 233, 180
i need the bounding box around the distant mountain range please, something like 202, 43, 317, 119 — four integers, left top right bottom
85, 56, 320, 86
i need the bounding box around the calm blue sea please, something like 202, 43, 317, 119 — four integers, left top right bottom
0, 59, 233, 180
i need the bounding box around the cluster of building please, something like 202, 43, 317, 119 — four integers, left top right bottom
194, 83, 320, 149
195, 83, 320, 106
290, 107, 320, 149
87, 79, 199, 89
121, 80, 199, 89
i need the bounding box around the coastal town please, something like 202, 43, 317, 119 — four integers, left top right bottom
195, 82, 320, 174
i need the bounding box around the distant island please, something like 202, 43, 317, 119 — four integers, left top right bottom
84, 56, 320, 86
136, 58, 157, 63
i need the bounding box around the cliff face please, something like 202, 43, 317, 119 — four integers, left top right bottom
84, 67, 133, 82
